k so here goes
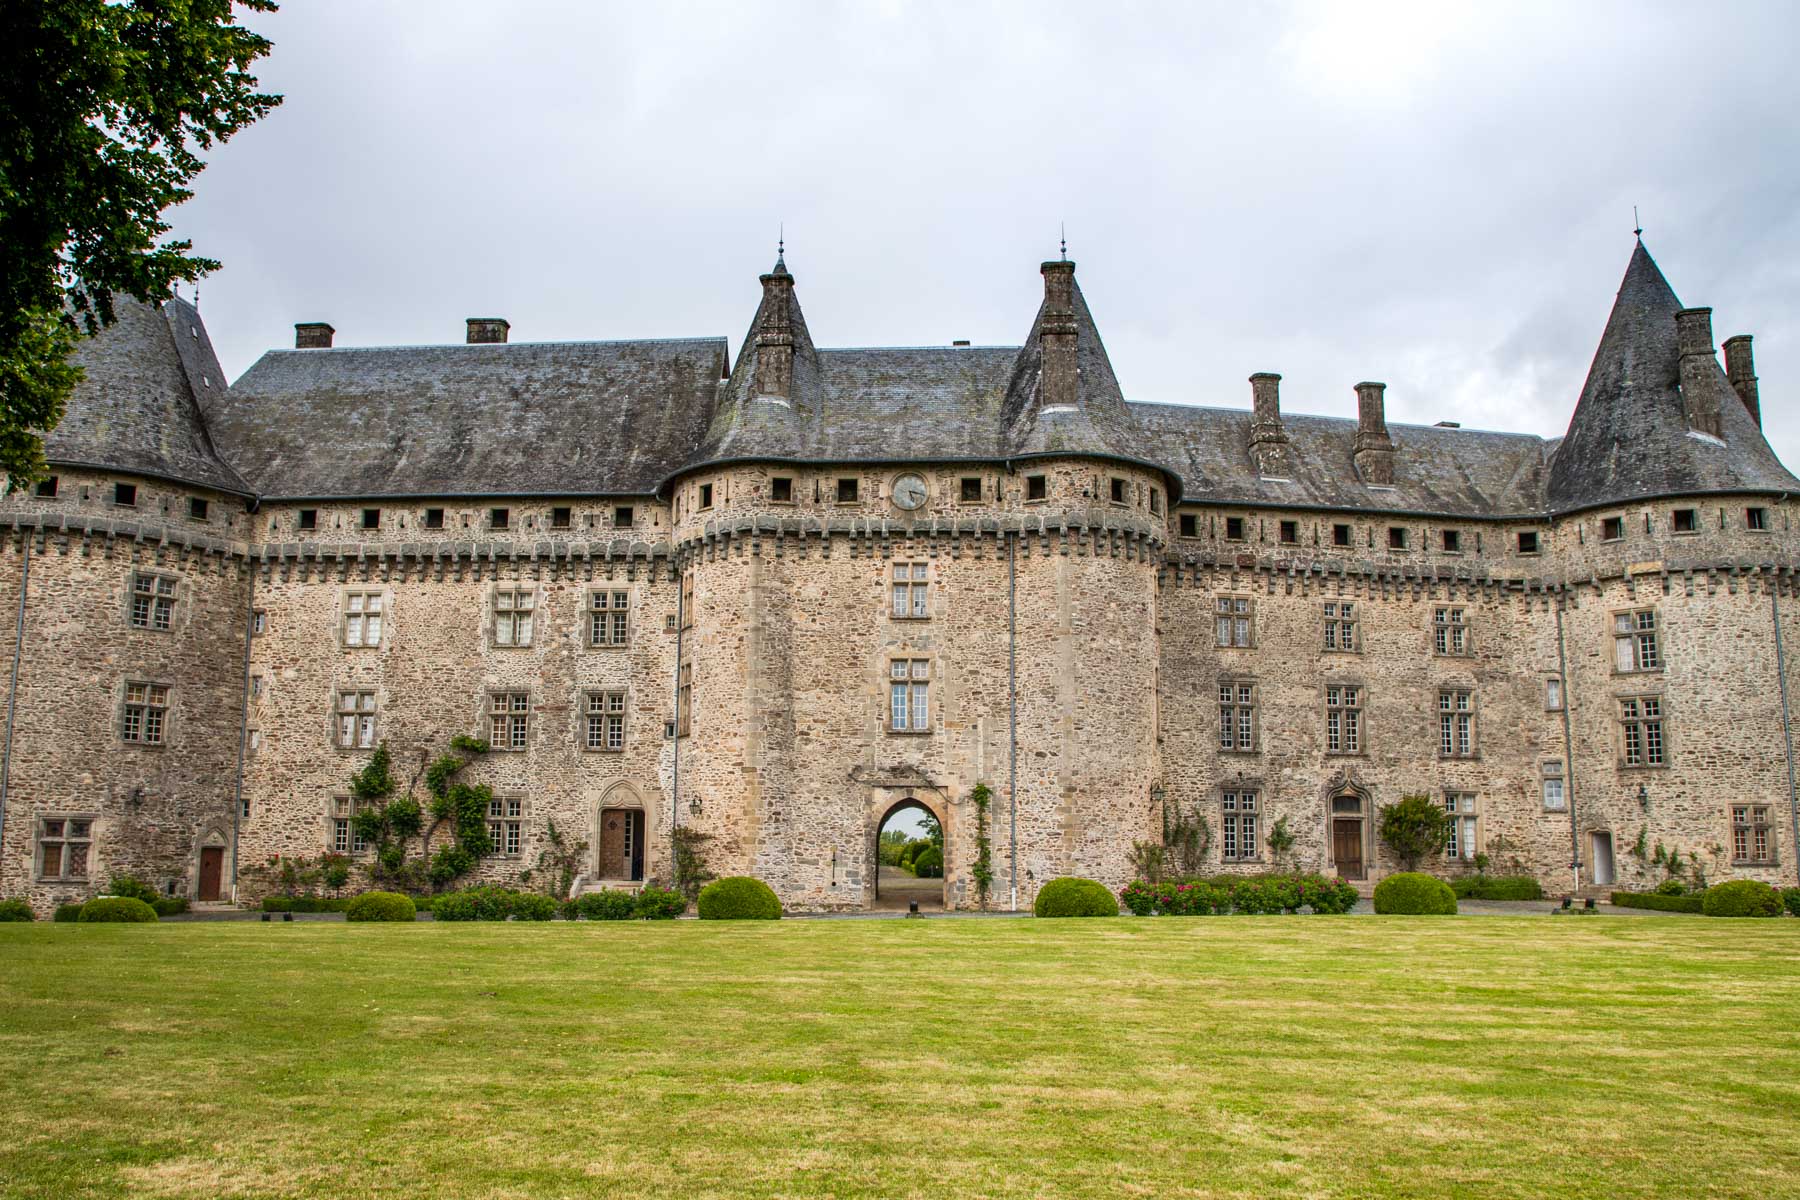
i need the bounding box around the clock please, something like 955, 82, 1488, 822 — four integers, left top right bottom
891, 473, 928, 510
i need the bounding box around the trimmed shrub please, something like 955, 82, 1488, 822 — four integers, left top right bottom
151, 897, 190, 917
1783, 887, 1800, 918
1451, 875, 1544, 901
344, 891, 416, 922
1652, 878, 1688, 896
0, 899, 36, 922
53, 903, 84, 923
509, 893, 557, 921
697, 876, 782, 920
430, 886, 551, 921
1120, 873, 1358, 917
1702, 879, 1783, 918
1372, 873, 1457, 915
635, 885, 687, 920
106, 875, 161, 905
260, 895, 352, 913
577, 890, 639, 921
911, 845, 944, 879
78, 897, 158, 923
1611, 890, 1704, 913
1033, 877, 1118, 918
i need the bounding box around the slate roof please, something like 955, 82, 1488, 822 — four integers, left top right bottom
44, 297, 251, 495
1001, 273, 1147, 462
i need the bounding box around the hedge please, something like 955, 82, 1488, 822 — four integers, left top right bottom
261, 895, 354, 913
1120, 873, 1359, 916
698, 876, 782, 920
635, 885, 687, 919
0, 899, 35, 922
432, 886, 553, 921
1784, 887, 1800, 918
576, 890, 638, 921
151, 897, 190, 917
1702, 879, 1783, 918
78, 897, 158, 923
53, 903, 83, 923
1610, 890, 1705, 913
1451, 875, 1544, 901
1034, 877, 1118, 918
1372, 873, 1457, 915
345, 891, 416, 922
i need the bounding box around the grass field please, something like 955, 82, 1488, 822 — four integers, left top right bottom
2, 916, 1798, 1199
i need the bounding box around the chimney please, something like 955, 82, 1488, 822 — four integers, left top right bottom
1723, 334, 1761, 427
1674, 308, 1723, 438
294, 322, 334, 350
466, 318, 510, 345
753, 261, 795, 398
1353, 381, 1396, 486
1247, 373, 1292, 477
1038, 260, 1079, 411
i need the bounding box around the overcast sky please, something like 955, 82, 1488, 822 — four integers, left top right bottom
172, 1, 1800, 465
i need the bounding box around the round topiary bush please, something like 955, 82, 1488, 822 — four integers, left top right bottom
345, 891, 416, 922
0, 899, 36, 922
697, 876, 781, 920
911, 845, 943, 879
78, 897, 158, 923
577, 889, 639, 921
1033, 877, 1119, 918
1372, 872, 1458, 915
1702, 879, 1782, 918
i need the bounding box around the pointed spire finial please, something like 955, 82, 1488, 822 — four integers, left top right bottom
1059, 222, 1067, 262
775, 222, 786, 273
1633, 205, 1643, 241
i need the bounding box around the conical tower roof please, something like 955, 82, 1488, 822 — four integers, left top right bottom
1000, 268, 1147, 460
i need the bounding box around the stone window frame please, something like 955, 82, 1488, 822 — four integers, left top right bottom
1746, 506, 1770, 532
334, 688, 378, 751
1443, 792, 1480, 861
1278, 519, 1298, 545
1149, 488, 1163, 516
1214, 595, 1254, 649
676, 660, 692, 737
113, 481, 138, 508
1108, 477, 1128, 506
1324, 683, 1364, 755
488, 690, 532, 752
613, 505, 635, 528
1611, 607, 1662, 674
958, 476, 984, 504
887, 656, 932, 735
35, 813, 96, 882
1437, 689, 1477, 759
1178, 513, 1198, 538
127, 570, 178, 632
423, 507, 446, 529
1670, 507, 1699, 535
120, 680, 170, 746
486, 795, 526, 858
697, 482, 715, 511
1220, 788, 1260, 862
1617, 693, 1668, 769
1332, 523, 1353, 547
491, 584, 537, 648
550, 506, 573, 530
1223, 515, 1248, 542
1600, 515, 1625, 542
1322, 599, 1359, 653
770, 476, 795, 504
835, 477, 861, 505
251, 609, 268, 636
489, 506, 511, 531
583, 689, 627, 752
341, 588, 386, 649
1387, 525, 1408, 550
588, 588, 630, 647
297, 508, 318, 531
1517, 530, 1541, 554
1731, 803, 1776, 865
34, 476, 59, 499
328, 794, 369, 855
1541, 760, 1566, 811
1432, 606, 1471, 657
1545, 676, 1564, 711
1441, 528, 1463, 553
891, 562, 930, 621
360, 507, 381, 531
1025, 474, 1048, 503
188, 496, 209, 522
1217, 678, 1258, 754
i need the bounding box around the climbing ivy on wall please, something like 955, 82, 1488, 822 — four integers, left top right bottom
970, 783, 994, 910
345, 736, 493, 891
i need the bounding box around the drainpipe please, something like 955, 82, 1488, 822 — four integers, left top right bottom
1554, 592, 1580, 894
228, 560, 257, 901
1008, 528, 1019, 912
1772, 567, 1800, 887
671, 558, 684, 843
0, 531, 32, 869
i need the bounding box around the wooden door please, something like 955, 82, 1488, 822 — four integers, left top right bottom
1333, 819, 1364, 880
599, 809, 627, 879
198, 846, 224, 901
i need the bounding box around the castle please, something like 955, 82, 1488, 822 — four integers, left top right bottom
1, 240, 1795, 914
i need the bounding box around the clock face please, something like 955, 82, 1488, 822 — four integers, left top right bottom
892, 473, 928, 510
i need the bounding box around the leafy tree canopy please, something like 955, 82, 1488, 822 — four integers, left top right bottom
0, 0, 280, 485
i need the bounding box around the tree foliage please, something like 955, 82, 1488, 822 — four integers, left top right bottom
1377, 793, 1449, 870
0, 0, 280, 484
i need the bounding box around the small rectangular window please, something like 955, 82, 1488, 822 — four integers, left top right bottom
1441, 529, 1461, 552
297, 508, 318, 531
613, 506, 634, 528
1517, 530, 1540, 554
770, 477, 793, 503
36, 816, 93, 881
585, 690, 627, 752
489, 692, 531, 751
360, 508, 380, 530
1215, 596, 1253, 648
1545, 677, 1564, 711
1221, 790, 1259, 861
551, 506, 572, 529
1179, 513, 1198, 538
342, 590, 384, 647
1542, 761, 1566, 811
892, 563, 929, 620
1149, 489, 1163, 516
698, 483, 714, 510
334, 690, 378, 749
1279, 520, 1298, 545
1225, 516, 1246, 542
121, 682, 169, 745
188, 497, 209, 521
490, 507, 510, 530
960, 477, 982, 503
589, 590, 630, 646
836, 478, 859, 504
129, 573, 177, 631
888, 659, 931, 732
1601, 516, 1624, 541
1387, 526, 1408, 549
1671, 508, 1697, 533
251, 609, 267, 635
1433, 607, 1469, 656
424, 507, 445, 529
493, 587, 536, 647
1332, 524, 1352, 547
113, 482, 137, 507
1026, 475, 1047, 502
1109, 478, 1127, 504
34, 476, 58, 498
1747, 506, 1770, 531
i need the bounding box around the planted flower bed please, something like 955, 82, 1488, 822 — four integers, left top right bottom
1120, 873, 1359, 916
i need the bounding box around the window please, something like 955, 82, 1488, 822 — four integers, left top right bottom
1444, 793, 1479, 860
493, 587, 535, 646
250, 675, 265, 700
1438, 690, 1475, 758
889, 659, 931, 732
1432, 607, 1468, 656
1747, 506, 1770, 531
1732, 804, 1773, 864
836, 478, 859, 504
1601, 516, 1624, 541
1149, 489, 1163, 516
1387, 526, 1408, 549
1218, 681, 1257, 752
1279, 520, 1298, 545
188, 497, 209, 521
771, 477, 793, 503
1224, 516, 1246, 541
331, 796, 367, 854
585, 690, 626, 751
677, 660, 692, 737
892, 563, 929, 619
679, 571, 695, 629
1545, 677, 1564, 711
36, 816, 92, 881
960, 477, 982, 502
1672, 508, 1698, 534
488, 797, 524, 857
343, 591, 383, 647
1325, 684, 1362, 754
1441, 529, 1461, 552
1179, 514, 1198, 538
129, 573, 176, 631
1215, 596, 1253, 648
1542, 761, 1566, 811
34, 476, 57, 498
298, 508, 318, 531
361, 508, 380, 530
698, 483, 714, 510
335, 690, 377, 749
1026, 475, 1047, 502
424, 507, 445, 529
1619, 696, 1666, 767
490, 507, 510, 531
113, 482, 137, 507
1517, 530, 1540, 554
1332, 523, 1352, 547
614, 505, 635, 527
589, 590, 629, 646
1323, 601, 1358, 651
251, 609, 267, 635
1221, 791, 1259, 861
121, 682, 169, 745
1613, 610, 1660, 672
1109, 478, 1126, 504
551, 506, 572, 529
489, 692, 530, 750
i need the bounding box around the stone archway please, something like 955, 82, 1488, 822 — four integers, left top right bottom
189, 821, 232, 903
1321, 768, 1374, 881
596, 780, 648, 883
871, 793, 946, 911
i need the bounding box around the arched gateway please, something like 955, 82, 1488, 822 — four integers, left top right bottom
872, 794, 946, 911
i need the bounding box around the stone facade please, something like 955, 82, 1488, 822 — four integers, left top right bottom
1, 242, 1797, 914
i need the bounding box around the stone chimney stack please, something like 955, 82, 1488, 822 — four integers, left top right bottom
1674, 308, 1723, 438
1353, 381, 1395, 486
294, 322, 335, 350
1723, 334, 1761, 427
753, 260, 796, 399
1248, 372, 1292, 477
1038, 260, 1079, 412
466, 318, 510, 345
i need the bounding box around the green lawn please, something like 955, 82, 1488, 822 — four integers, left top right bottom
2, 916, 1798, 1199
